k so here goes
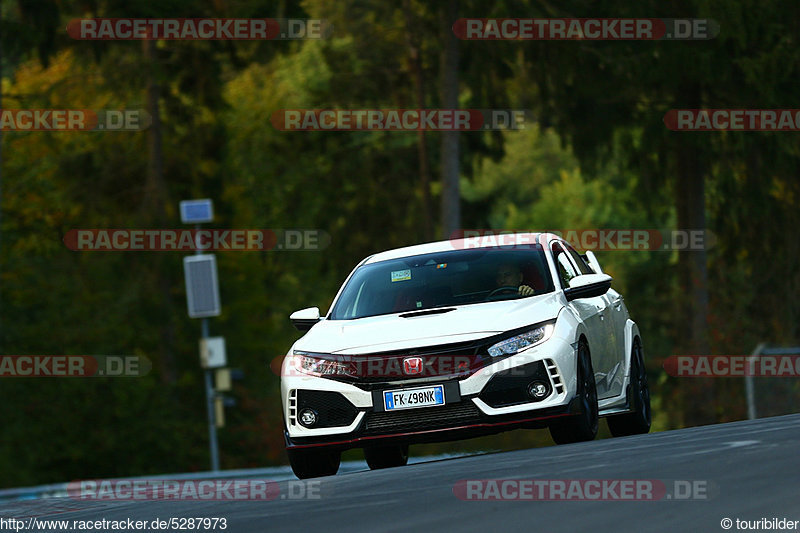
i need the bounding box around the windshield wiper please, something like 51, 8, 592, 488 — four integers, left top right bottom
399, 308, 457, 318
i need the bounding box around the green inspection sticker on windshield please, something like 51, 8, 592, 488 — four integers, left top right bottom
391, 269, 412, 282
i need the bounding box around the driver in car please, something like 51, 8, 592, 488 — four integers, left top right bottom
495, 263, 535, 296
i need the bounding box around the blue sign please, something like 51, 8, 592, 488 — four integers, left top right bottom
180, 199, 214, 224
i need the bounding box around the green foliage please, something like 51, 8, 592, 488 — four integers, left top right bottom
1, 0, 799, 487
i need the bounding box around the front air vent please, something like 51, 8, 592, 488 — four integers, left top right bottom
545, 359, 564, 394
479, 360, 551, 407
363, 401, 481, 435
296, 390, 359, 428
288, 389, 298, 426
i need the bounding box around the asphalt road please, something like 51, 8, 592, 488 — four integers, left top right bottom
3, 414, 799, 533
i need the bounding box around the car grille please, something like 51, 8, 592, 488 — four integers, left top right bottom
362, 400, 483, 435
328, 339, 492, 389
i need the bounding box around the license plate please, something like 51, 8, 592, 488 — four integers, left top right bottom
384, 385, 445, 411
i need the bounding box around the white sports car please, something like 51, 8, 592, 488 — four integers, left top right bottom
280, 233, 650, 478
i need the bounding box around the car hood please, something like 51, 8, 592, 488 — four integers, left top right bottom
292, 292, 563, 354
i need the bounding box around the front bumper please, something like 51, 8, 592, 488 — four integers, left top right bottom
281, 334, 579, 450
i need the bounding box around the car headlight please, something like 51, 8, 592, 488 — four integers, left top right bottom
291, 351, 353, 377
488, 322, 555, 357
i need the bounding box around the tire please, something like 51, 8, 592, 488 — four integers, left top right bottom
607, 338, 651, 437
364, 444, 409, 470
549, 339, 599, 444
287, 448, 341, 479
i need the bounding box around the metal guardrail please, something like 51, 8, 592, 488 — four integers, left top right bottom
0, 466, 296, 502
0, 453, 470, 502
746, 343, 800, 420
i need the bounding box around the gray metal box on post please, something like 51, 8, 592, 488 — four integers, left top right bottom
183, 254, 221, 318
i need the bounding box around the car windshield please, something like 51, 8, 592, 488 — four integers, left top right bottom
329, 246, 554, 320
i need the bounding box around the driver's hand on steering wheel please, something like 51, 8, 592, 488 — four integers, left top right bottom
518, 285, 534, 296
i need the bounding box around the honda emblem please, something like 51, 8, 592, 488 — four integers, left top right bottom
403, 356, 424, 375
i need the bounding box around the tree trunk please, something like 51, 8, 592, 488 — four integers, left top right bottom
143, 39, 177, 385
439, 0, 460, 239
675, 129, 713, 426
143, 39, 166, 221
403, 0, 434, 241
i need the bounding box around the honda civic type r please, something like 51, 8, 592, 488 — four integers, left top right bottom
280, 233, 651, 479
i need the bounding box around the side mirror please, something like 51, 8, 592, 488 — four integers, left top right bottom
584, 251, 604, 274
564, 274, 612, 301
290, 307, 321, 332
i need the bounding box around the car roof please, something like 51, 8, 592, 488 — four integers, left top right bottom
363, 232, 561, 265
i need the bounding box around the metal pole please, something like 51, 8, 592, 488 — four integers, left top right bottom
196, 224, 219, 471
745, 342, 765, 420
202, 318, 220, 471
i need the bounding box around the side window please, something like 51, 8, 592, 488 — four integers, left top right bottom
551, 243, 578, 288
564, 243, 594, 275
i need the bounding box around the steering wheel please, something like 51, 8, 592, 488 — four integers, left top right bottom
487, 286, 519, 299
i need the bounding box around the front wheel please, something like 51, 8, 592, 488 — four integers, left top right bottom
607, 338, 651, 437
364, 444, 409, 470
287, 447, 341, 479
549, 339, 598, 444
